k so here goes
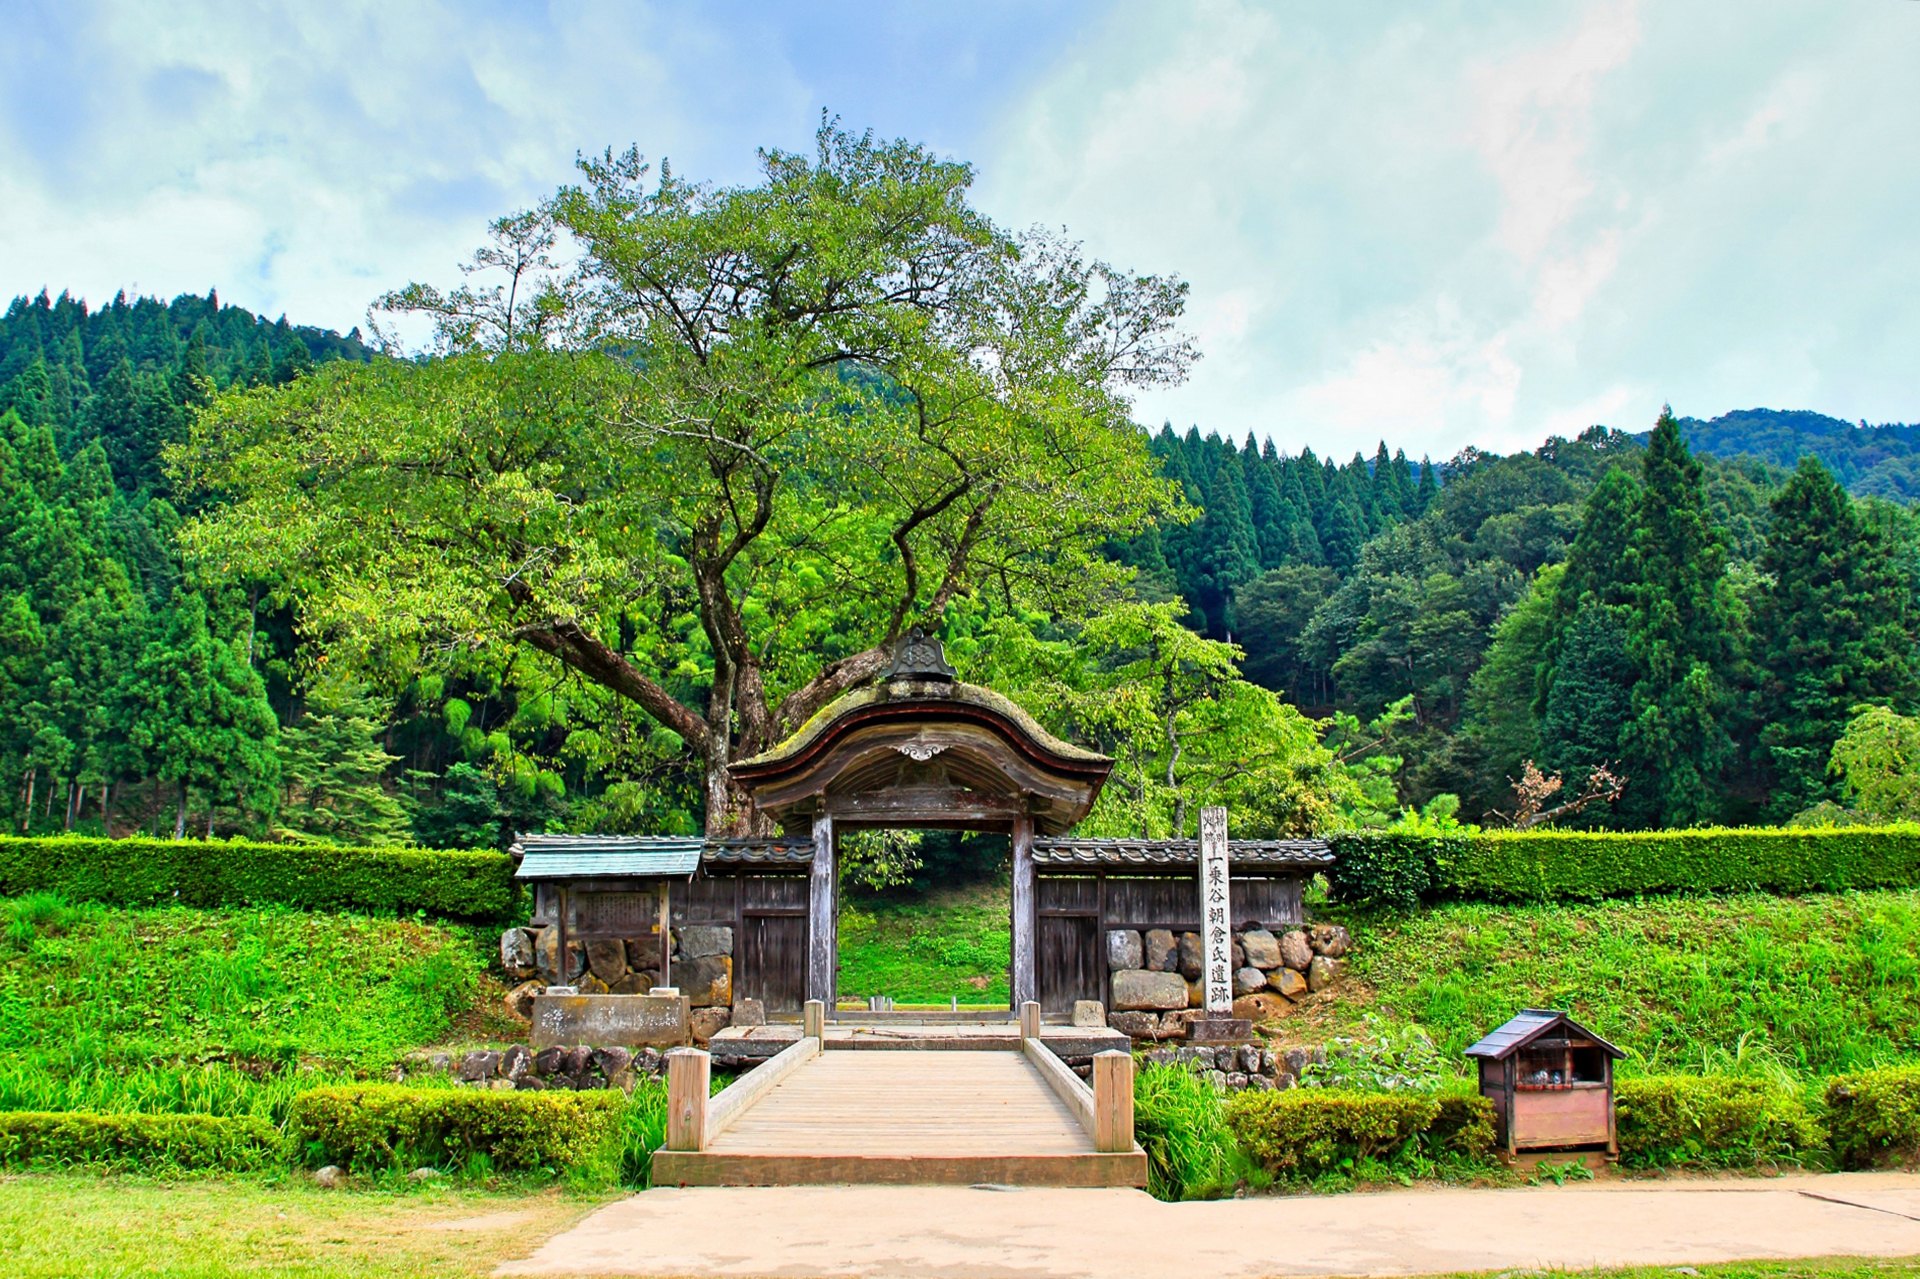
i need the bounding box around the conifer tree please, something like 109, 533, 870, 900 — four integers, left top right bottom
1192, 462, 1261, 637
1617, 410, 1737, 826
274, 681, 409, 844
1756, 456, 1918, 817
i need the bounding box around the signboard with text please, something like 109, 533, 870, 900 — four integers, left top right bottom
1199, 806, 1232, 1015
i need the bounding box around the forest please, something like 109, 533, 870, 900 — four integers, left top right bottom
1, 126, 1915, 849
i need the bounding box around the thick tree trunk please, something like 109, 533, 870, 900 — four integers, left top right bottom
174, 783, 187, 841
20, 769, 32, 833
64, 781, 76, 832
103, 780, 116, 839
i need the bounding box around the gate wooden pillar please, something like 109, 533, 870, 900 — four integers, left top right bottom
1010, 813, 1036, 1010
808, 812, 836, 1008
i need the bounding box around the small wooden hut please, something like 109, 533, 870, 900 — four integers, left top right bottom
1466, 1008, 1623, 1159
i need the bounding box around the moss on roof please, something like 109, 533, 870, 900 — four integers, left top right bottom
734, 679, 1110, 773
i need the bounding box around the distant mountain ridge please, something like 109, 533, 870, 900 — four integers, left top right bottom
1666, 407, 1920, 502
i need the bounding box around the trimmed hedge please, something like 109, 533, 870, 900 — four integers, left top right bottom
1827, 1067, 1920, 1170
1329, 826, 1920, 905
0, 1111, 280, 1171
0, 835, 514, 919
290, 1085, 624, 1173
1225, 1089, 1440, 1177
1615, 1075, 1825, 1169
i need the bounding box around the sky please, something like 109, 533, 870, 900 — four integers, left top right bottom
3, 0, 1915, 462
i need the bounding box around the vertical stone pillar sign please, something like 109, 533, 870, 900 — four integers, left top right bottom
1189, 805, 1252, 1042
1199, 806, 1233, 1015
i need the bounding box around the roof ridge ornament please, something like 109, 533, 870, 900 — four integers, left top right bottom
883, 626, 956, 683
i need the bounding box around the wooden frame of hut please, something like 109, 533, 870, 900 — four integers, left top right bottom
1467, 1008, 1624, 1159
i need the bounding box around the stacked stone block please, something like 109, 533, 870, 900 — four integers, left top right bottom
1104, 922, 1351, 1041
1140, 1043, 1329, 1092
499, 924, 742, 1043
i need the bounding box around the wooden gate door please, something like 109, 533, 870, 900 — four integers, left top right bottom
738, 914, 807, 1013
1037, 913, 1099, 1015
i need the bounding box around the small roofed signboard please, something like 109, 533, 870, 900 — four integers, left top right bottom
1467, 1008, 1624, 1161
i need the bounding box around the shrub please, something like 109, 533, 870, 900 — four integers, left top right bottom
1427, 1092, 1497, 1159
0, 1110, 280, 1172
1328, 826, 1920, 905
1133, 1062, 1236, 1200
1615, 1075, 1825, 1169
0, 835, 513, 919
1302, 1015, 1444, 1091
1326, 832, 1463, 908
1827, 1066, 1920, 1169
1225, 1088, 1440, 1178
289, 1085, 623, 1176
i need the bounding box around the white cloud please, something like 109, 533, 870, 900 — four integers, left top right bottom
985, 0, 1920, 457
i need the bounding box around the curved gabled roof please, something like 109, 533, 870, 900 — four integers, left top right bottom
730, 663, 1112, 835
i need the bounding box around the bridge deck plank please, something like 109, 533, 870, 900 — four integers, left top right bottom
706, 1050, 1094, 1157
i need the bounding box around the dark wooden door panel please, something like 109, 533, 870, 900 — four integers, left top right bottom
739, 913, 807, 1013
1037, 914, 1099, 1016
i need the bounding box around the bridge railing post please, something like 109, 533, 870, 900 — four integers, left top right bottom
1092, 1049, 1134, 1153
1019, 1000, 1041, 1042
803, 998, 825, 1041
665, 1046, 711, 1152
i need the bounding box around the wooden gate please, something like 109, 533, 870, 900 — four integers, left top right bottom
1037, 913, 1099, 1015
738, 914, 807, 1013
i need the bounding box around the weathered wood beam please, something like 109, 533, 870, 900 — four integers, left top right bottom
808, 813, 836, 1008
1092, 1050, 1135, 1153
665, 1047, 711, 1152
705, 1034, 820, 1145
1011, 813, 1035, 1010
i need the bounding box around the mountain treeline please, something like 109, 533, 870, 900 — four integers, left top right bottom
1138, 414, 1920, 828
1676, 407, 1920, 503
3, 263, 1910, 847
0, 290, 554, 844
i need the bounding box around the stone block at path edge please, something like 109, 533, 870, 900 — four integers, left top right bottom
1108, 1010, 1162, 1039
1112, 968, 1189, 1011
690, 1006, 731, 1043
1144, 929, 1178, 972
676, 926, 733, 959
1106, 929, 1143, 971
677, 954, 733, 1007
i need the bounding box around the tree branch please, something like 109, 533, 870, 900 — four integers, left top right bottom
516, 619, 715, 758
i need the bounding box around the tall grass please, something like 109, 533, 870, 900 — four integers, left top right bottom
1133, 1062, 1238, 1200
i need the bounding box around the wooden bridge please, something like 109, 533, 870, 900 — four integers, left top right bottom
649, 1003, 1147, 1187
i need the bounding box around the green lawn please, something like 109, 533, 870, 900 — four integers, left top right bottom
0, 1174, 607, 1278
836, 880, 1011, 1005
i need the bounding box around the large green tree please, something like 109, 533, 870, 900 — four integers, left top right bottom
178, 124, 1193, 832
1616, 410, 1739, 826
1756, 456, 1917, 818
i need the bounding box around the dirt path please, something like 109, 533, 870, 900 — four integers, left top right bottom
501, 1172, 1920, 1279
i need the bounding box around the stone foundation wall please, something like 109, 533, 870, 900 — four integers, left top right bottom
432, 1044, 671, 1092
1105, 922, 1351, 1041
499, 925, 759, 1045
1141, 1043, 1329, 1092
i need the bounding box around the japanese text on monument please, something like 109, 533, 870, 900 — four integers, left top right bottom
1199, 806, 1231, 1014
